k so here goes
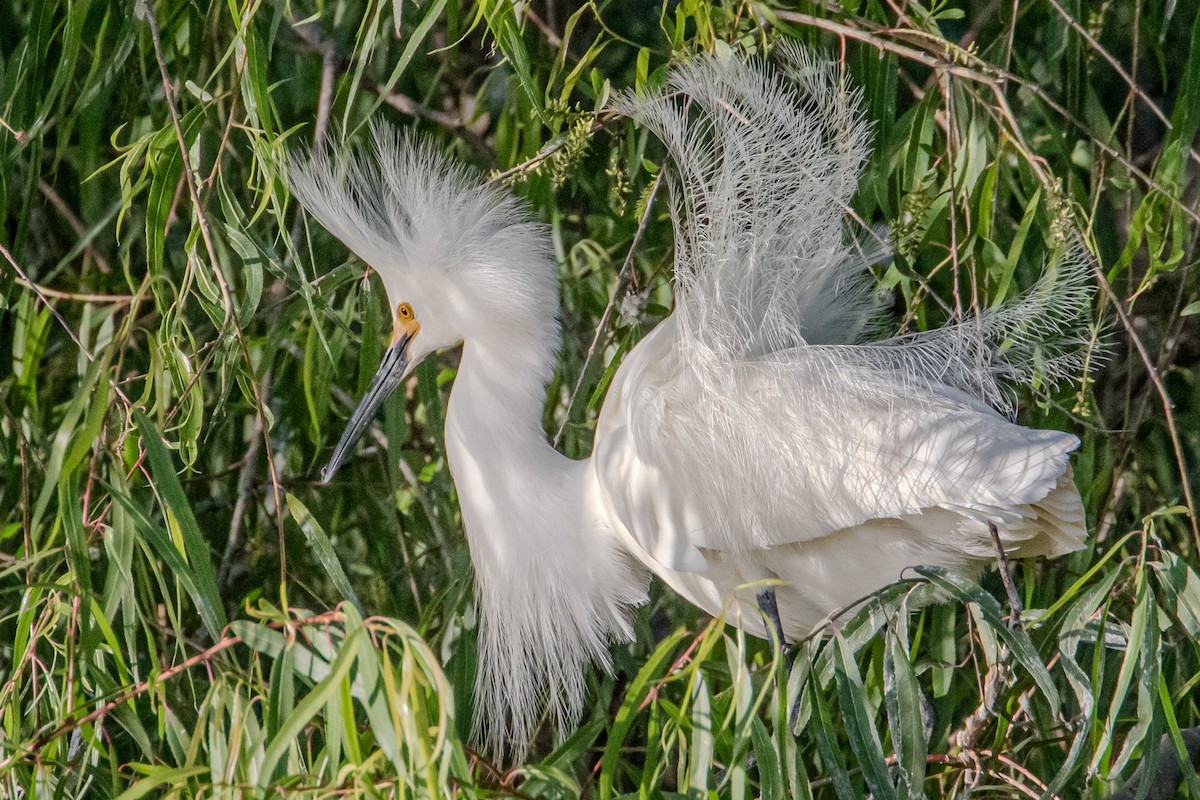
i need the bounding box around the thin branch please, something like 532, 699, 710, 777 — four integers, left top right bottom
13, 277, 132, 304
1043, 0, 1200, 171
1092, 267, 1200, 550
988, 521, 1024, 629
552, 172, 663, 447
218, 370, 271, 592
0, 242, 134, 410
773, 11, 987, 78
288, 14, 490, 157
488, 117, 610, 186
4, 635, 243, 770
38, 181, 112, 274
775, 9, 1200, 228
142, 0, 233, 331
0, 114, 26, 142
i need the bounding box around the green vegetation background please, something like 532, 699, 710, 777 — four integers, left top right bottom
2, 0, 1199, 796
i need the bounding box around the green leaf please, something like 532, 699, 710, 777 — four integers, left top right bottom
286, 494, 362, 612
257, 627, 365, 791
482, 0, 547, 126
991, 188, 1040, 306
808, 673, 857, 800
885, 617, 926, 800
833, 633, 896, 800
110, 484, 223, 641
59, 477, 92, 597
115, 766, 208, 800
750, 717, 783, 800
132, 410, 226, 638
599, 629, 689, 799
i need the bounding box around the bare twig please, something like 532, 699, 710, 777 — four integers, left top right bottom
552, 172, 663, 447
38, 181, 113, 274
1, 242, 134, 409
0, 114, 26, 142
775, 9, 1200, 229
774, 11, 986, 78
1092, 267, 1200, 551
488, 117, 610, 186
1, 635, 243, 771
218, 370, 272, 592
12, 277, 132, 304
1042, 0, 1200, 171
142, 0, 233, 331
988, 521, 1024, 628
288, 14, 490, 157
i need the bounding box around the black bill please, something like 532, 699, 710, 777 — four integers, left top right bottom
320, 332, 412, 483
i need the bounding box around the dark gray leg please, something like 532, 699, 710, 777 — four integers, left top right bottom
756, 587, 786, 648
755, 587, 803, 732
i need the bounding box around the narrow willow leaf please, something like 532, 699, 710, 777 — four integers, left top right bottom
1110, 580, 1159, 776
114, 766, 208, 800
31, 353, 105, 527
808, 675, 858, 800
1091, 575, 1151, 774
687, 672, 713, 792
750, 717, 784, 800
991, 188, 1040, 306
285, 494, 362, 612
110, 482, 223, 640
266, 644, 295, 740
59, 477, 92, 597
1151, 551, 1200, 637
833, 633, 896, 800
341, 604, 405, 774
884, 617, 926, 800
1058, 569, 1121, 717
599, 629, 689, 800
133, 410, 226, 637
257, 627, 365, 791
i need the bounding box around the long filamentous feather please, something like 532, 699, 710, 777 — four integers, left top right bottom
612, 46, 877, 360
613, 44, 1093, 404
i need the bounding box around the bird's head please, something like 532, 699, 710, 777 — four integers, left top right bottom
287, 123, 560, 481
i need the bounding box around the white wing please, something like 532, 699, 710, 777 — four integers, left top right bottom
598, 47, 1094, 571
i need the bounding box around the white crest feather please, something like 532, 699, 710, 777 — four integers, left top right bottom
287, 122, 560, 339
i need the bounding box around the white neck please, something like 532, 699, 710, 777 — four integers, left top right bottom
444, 337, 573, 541
442, 333, 646, 757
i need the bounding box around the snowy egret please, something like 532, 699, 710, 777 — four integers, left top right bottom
288, 45, 1091, 758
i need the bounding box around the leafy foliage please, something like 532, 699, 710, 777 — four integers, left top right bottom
2, 0, 1199, 796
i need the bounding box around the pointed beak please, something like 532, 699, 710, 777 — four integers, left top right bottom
320, 329, 415, 483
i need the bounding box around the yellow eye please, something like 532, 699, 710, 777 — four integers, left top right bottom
397, 302, 414, 321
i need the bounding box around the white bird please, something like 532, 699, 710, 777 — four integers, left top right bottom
288, 44, 1092, 759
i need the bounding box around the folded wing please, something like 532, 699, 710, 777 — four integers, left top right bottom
596, 319, 1083, 573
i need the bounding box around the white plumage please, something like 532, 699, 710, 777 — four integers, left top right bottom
287, 44, 1091, 760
